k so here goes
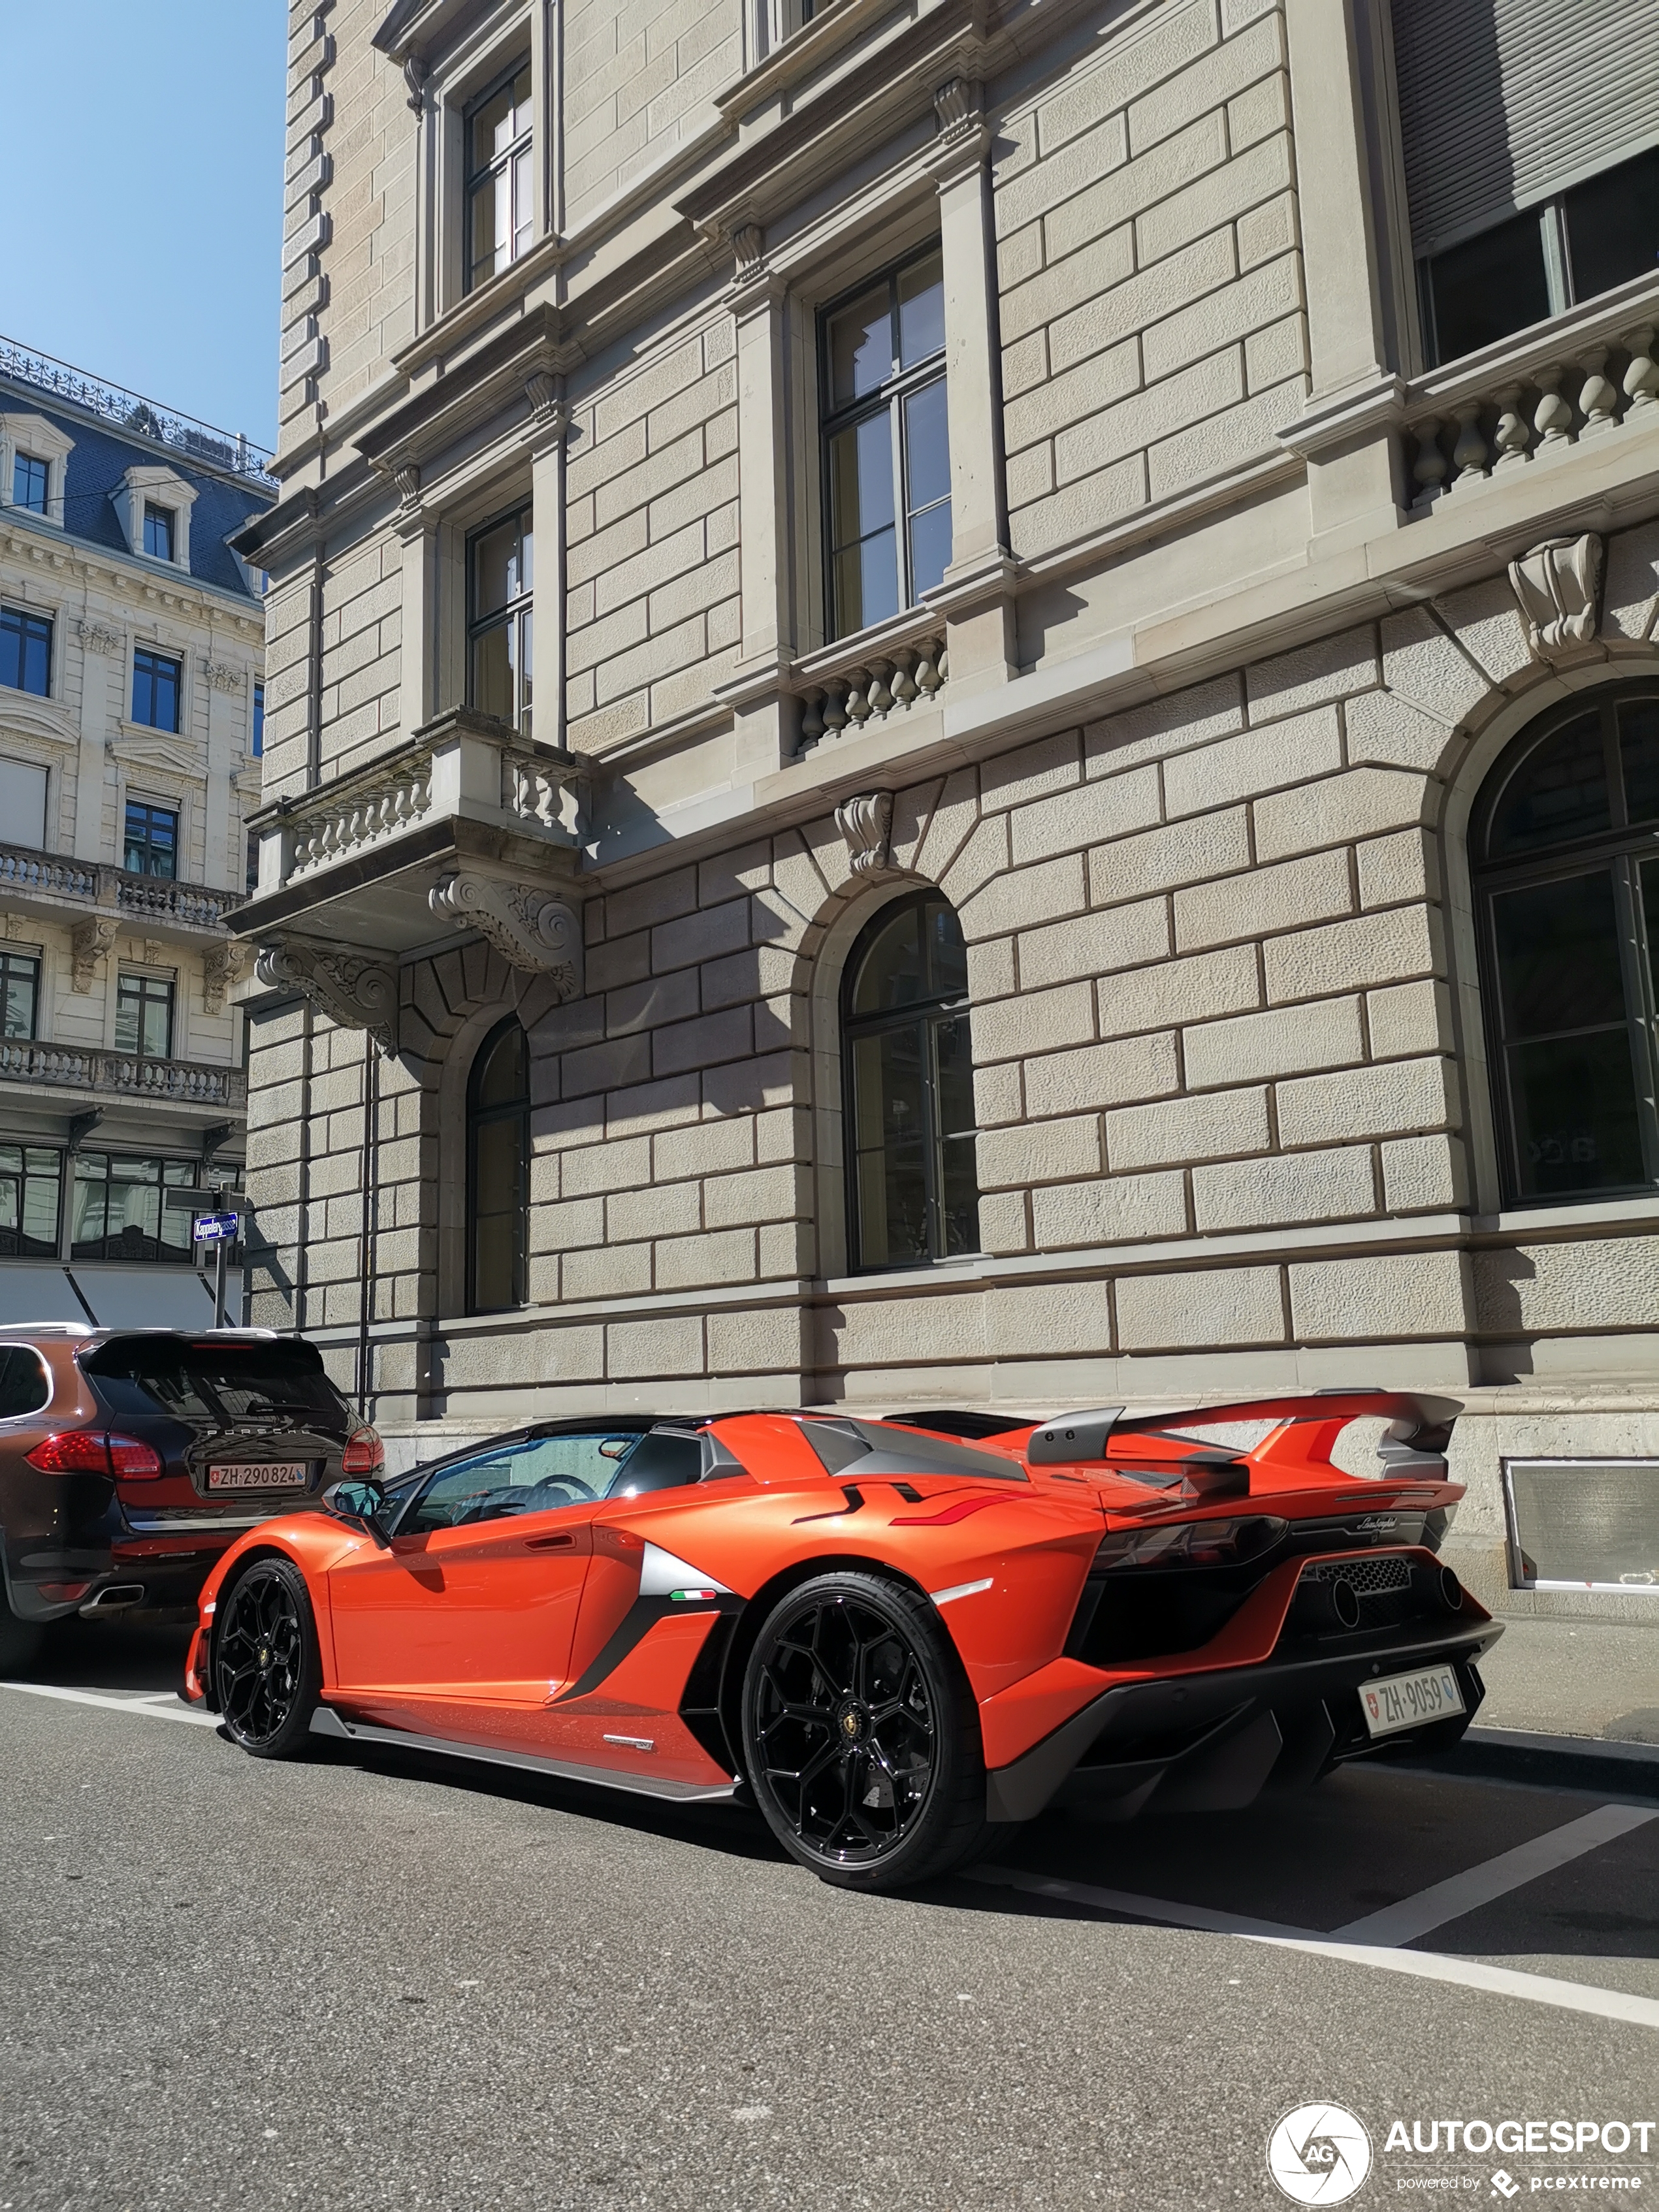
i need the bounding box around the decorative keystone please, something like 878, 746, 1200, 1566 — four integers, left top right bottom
255, 938, 399, 1055
835, 792, 894, 878
1508, 533, 1604, 661
428, 873, 583, 997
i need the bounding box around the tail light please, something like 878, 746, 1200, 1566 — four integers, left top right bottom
25, 1431, 165, 1480
342, 1426, 384, 1475
1091, 1515, 1287, 1571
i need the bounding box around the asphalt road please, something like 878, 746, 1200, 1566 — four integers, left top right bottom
4, 1621, 1658, 2212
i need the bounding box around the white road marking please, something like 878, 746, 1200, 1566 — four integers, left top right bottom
1330, 1803, 1658, 1946
1251, 1932, 1659, 2032
0, 1680, 219, 1727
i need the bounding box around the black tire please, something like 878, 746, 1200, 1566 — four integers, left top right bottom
214, 1558, 321, 1759
0, 1603, 42, 1673
740, 1571, 990, 1892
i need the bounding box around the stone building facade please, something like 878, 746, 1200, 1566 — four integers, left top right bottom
0, 338, 272, 1327
236, 0, 1659, 1627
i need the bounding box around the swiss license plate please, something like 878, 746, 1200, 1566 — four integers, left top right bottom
206, 1462, 308, 1492
1359, 1662, 1466, 1739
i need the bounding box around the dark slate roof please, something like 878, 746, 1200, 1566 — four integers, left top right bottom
1, 392, 274, 601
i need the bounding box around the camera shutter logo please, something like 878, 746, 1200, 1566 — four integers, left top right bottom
1267, 2105, 1374, 2205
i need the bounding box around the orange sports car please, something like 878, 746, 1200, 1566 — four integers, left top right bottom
184, 1392, 1500, 1891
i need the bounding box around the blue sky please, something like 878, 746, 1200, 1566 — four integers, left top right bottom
1, 1, 286, 451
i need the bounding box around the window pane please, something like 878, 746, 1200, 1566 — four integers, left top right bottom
470, 172, 506, 283
933, 1014, 980, 1257
1507, 1029, 1645, 1196
469, 72, 524, 172
144, 504, 174, 562
897, 253, 945, 368
474, 1117, 524, 1213
1425, 209, 1552, 364
851, 903, 924, 1015
904, 377, 951, 513
251, 683, 264, 758
142, 985, 172, 1059
14, 455, 47, 514
1619, 698, 1659, 824
476, 1021, 528, 1110
1, 955, 39, 1039
470, 622, 515, 724
1563, 147, 1659, 307
1492, 870, 1628, 1036
1, 608, 52, 697
924, 897, 969, 1001
472, 515, 526, 617
829, 284, 894, 406
1486, 711, 1608, 858
851, 1028, 929, 1268
513, 145, 534, 257
830, 415, 895, 547
909, 502, 952, 600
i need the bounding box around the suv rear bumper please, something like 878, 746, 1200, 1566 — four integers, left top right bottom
985, 1616, 1504, 1823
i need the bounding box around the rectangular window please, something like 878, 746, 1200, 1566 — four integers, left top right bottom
0, 755, 48, 846
12, 453, 48, 515
0, 604, 52, 697
115, 972, 175, 1060
1506, 1459, 1659, 1593
71, 1153, 196, 1264
251, 680, 264, 756
0, 950, 40, 1039
465, 61, 532, 293
143, 502, 176, 562
467, 503, 533, 735
131, 647, 182, 731
123, 799, 178, 878
0, 1144, 62, 1259
820, 249, 951, 642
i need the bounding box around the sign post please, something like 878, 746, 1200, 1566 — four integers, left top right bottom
164, 1187, 248, 1328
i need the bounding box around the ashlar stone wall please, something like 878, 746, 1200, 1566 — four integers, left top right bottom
994, 0, 1306, 559
562, 0, 745, 229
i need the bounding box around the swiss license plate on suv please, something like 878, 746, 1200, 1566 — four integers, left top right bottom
206, 1463, 309, 1492
1359, 1662, 1466, 1739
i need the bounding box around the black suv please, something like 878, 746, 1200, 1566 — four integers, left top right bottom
0, 1327, 377, 1666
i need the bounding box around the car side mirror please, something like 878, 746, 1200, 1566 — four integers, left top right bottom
323, 1477, 391, 1548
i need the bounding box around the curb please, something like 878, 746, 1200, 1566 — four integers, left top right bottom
1415, 1725, 1659, 1800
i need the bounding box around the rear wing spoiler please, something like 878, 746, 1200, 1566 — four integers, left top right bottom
1026, 1392, 1461, 1469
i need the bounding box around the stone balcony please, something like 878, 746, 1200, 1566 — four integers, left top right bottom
240, 708, 589, 1048
0, 1040, 247, 1114
0, 844, 246, 951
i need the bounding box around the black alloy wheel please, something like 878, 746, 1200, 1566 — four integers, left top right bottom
214, 1558, 321, 1759
741, 1571, 990, 1891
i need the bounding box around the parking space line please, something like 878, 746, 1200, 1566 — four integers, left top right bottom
0, 1680, 219, 1727
967, 1865, 1313, 1940
1330, 1804, 1658, 1946
972, 1864, 1659, 2033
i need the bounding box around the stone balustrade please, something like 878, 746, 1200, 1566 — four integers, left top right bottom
0, 841, 243, 933
289, 749, 434, 880
1404, 304, 1659, 510
794, 626, 949, 754
0, 1041, 246, 1108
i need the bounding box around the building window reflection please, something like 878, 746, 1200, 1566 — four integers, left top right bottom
468, 1016, 530, 1313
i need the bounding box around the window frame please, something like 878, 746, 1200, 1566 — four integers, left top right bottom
816, 244, 951, 645
251, 680, 264, 758
123, 797, 179, 880
466, 1014, 530, 1315
142, 502, 176, 563
0, 602, 53, 698
0, 949, 41, 1041
0, 1145, 61, 1261
840, 889, 980, 1274
462, 56, 534, 297
130, 647, 183, 733
1472, 682, 1659, 1208
70, 1151, 197, 1265
465, 500, 534, 736
114, 970, 176, 1062
12, 451, 49, 516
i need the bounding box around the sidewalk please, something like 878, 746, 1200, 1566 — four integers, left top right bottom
1476, 1614, 1659, 1744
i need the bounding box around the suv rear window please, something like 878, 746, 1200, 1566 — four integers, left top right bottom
80, 1338, 351, 1426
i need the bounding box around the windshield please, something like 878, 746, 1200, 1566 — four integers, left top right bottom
82, 1338, 351, 1426
401, 1425, 706, 1534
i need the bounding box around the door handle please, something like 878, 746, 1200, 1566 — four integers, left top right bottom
525, 1532, 575, 1550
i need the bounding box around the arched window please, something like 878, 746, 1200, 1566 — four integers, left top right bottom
842, 890, 980, 1270
1474, 684, 1659, 1204
467, 1016, 529, 1313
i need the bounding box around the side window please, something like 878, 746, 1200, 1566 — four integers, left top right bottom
402, 1430, 641, 1534
0, 1346, 50, 1419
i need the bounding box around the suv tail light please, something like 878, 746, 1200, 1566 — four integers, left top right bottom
26, 1430, 165, 1480
342, 1426, 384, 1475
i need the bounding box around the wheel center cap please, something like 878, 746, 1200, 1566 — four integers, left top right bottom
836, 1699, 867, 1743
259, 1646, 270, 1667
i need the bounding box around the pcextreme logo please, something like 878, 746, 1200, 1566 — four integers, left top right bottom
1268, 2106, 1374, 2204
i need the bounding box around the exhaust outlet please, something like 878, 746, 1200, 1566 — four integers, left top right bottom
1411, 1562, 1465, 1616
1296, 1575, 1361, 1632
80, 1584, 145, 1615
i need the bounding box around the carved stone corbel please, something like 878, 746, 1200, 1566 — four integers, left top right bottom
255, 938, 398, 1055
202, 940, 248, 1017
1508, 534, 1604, 661
835, 791, 894, 878
428, 874, 583, 999
69, 916, 118, 992
402, 53, 427, 113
